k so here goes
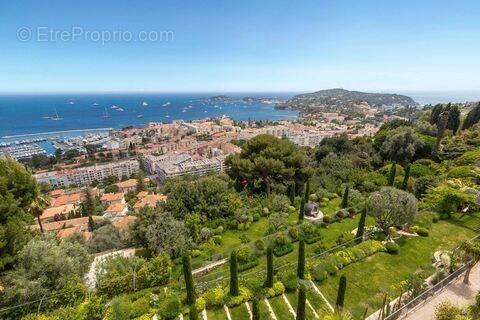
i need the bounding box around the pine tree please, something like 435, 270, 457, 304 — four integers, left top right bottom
336, 275, 347, 310
304, 180, 310, 203
298, 197, 305, 223
182, 253, 196, 305
252, 299, 261, 320
401, 163, 410, 191
189, 304, 199, 320
355, 208, 367, 244
341, 185, 349, 208
289, 182, 296, 206
83, 188, 97, 216
296, 287, 306, 320
265, 247, 274, 288
388, 163, 396, 186
230, 251, 239, 296
297, 240, 306, 279
88, 215, 96, 232
136, 170, 146, 192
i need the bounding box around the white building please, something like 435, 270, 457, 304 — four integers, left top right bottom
34, 160, 140, 187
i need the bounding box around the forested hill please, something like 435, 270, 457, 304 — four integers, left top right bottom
276, 88, 418, 114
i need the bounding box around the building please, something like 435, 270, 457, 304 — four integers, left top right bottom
154, 155, 226, 183
33, 216, 104, 233
34, 160, 139, 187
133, 193, 167, 210
100, 193, 125, 205
40, 204, 77, 222
115, 179, 138, 194
103, 202, 128, 220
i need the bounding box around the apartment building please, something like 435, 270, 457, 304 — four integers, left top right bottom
34, 159, 139, 187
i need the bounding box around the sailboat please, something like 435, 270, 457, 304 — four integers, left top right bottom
162, 102, 171, 107
92, 102, 99, 106
142, 101, 148, 106
51, 108, 63, 121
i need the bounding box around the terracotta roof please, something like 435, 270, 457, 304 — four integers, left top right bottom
57, 226, 92, 241
50, 193, 84, 206
41, 204, 76, 220
134, 194, 167, 209
113, 215, 137, 229
36, 216, 103, 232
101, 193, 125, 202
116, 179, 137, 189
137, 191, 149, 198
105, 202, 128, 213
49, 189, 64, 197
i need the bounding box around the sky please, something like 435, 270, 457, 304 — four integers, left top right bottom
1, 0, 480, 93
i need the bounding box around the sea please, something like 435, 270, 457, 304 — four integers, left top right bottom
1, 91, 479, 154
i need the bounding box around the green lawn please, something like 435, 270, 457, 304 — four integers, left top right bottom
229, 303, 250, 320
206, 307, 227, 320
317, 212, 480, 319
269, 295, 295, 320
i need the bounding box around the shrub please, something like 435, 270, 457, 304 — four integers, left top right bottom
313, 241, 328, 254
336, 210, 346, 220
322, 261, 338, 276
254, 239, 265, 251
288, 226, 299, 241
311, 266, 328, 283
199, 228, 214, 242
272, 233, 294, 257
203, 287, 225, 307
411, 226, 429, 237
191, 249, 202, 257
299, 221, 322, 244
137, 253, 172, 289
225, 286, 252, 307
158, 295, 181, 320
252, 213, 261, 222
265, 281, 285, 298
336, 231, 355, 246
279, 270, 299, 291
212, 235, 223, 245
213, 226, 224, 235
385, 242, 400, 254
435, 301, 463, 320
239, 234, 249, 244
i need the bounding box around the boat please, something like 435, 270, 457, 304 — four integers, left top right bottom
42, 116, 51, 119
68, 101, 75, 105
162, 102, 171, 107
111, 105, 119, 109
92, 102, 99, 106
165, 114, 170, 118
51, 109, 63, 121
137, 115, 143, 118
116, 108, 124, 112
182, 108, 187, 113
142, 102, 148, 106
102, 107, 109, 118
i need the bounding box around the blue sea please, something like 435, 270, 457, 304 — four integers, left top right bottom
0, 93, 298, 140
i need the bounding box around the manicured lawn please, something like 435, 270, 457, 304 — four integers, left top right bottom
229, 303, 250, 320
269, 295, 295, 320
317, 213, 480, 319
256, 300, 273, 319
206, 307, 227, 320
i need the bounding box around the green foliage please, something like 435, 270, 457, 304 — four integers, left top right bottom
355, 209, 367, 244
380, 126, 424, 164
401, 164, 411, 190
388, 163, 396, 186
435, 301, 463, 320
296, 287, 306, 320
279, 269, 298, 291
95, 255, 145, 297
272, 233, 294, 256
341, 186, 349, 208
411, 226, 429, 237
385, 242, 400, 254
297, 240, 306, 279
137, 253, 172, 289
226, 134, 312, 194
462, 102, 480, 130
455, 149, 480, 166
423, 183, 477, 217
299, 221, 322, 244
86, 223, 124, 253
298, 197, 305, 223
366, 187, 418, 234
230, 251, 239, 296
265, 247, 274, 288
158, 295, 181, 320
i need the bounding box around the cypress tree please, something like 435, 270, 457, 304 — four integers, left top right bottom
355, 208, 367, 244
304, 180, 310, 203
229, 251, 239, 296
296, 287, 306, 320
341, 185, 349, 208
289, 182, 296, 206
297, 240, 305, 279
401, 163, 410, 191
88, 215, 96, 232
189, 304, 199, 320
462, 102, 480, 130
182, 253, 196, 305
265, 247, 274, 288
388, 163, 396, 186
336, 275, 347, 310
83, 188, 97, 216
252, 299, 261, 320
298, 197, 305, 223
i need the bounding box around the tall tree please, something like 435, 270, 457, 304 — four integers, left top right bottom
296, 287, 306, 320
82, 188, 97, 216
435, 110, 450, 155
462, 102, 480, 130
381, 126, 423, 165
189, 304, 199, 320
265, 247, 274, 288
401, 163, 410, 191
298, 197, 305, 224
252, 299, 261, 320
341, 185, 349, 208
336, 275, 347, 310
289, 181, 296, 205
297, 240, 306, 279
388, 163, 396, 187
230, 251, 239, 296
182, 253, 196, 305
355, 208, 367, 244
88, 215, 96, 232
304, 179, 310, 203
430, 104, 444, 125
459, 240, 480, 284
136, 170, 146, 193
27, 193, 49, 234
446, 104, 461, 134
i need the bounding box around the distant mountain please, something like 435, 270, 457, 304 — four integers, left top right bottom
276, 88, 418, 115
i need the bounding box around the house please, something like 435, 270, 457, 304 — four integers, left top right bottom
115, 179, 137, 193
136, 191, 149, 199
133, 194, 167, 210
100, 193, 125, 205
57, 226, 92, 241
34, 216, 104, 232
40, 204, 77, 222
103, 202, 128, 219
113, 215, 137, 229
50, 192, 84, 207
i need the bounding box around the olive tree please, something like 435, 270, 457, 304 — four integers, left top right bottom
366, 187, 418, 235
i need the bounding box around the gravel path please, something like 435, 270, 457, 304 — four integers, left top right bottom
405, 264, 480, 320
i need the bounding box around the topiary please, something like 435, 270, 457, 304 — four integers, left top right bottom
385, 242, 400, 254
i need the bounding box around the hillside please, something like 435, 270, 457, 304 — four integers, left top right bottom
276, 88, 418, 116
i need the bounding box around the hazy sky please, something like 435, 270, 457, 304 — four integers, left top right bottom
1, 0, 480, 93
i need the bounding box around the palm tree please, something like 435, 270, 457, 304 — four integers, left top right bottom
27, 193, 50, 234
459, 240, 480, 284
